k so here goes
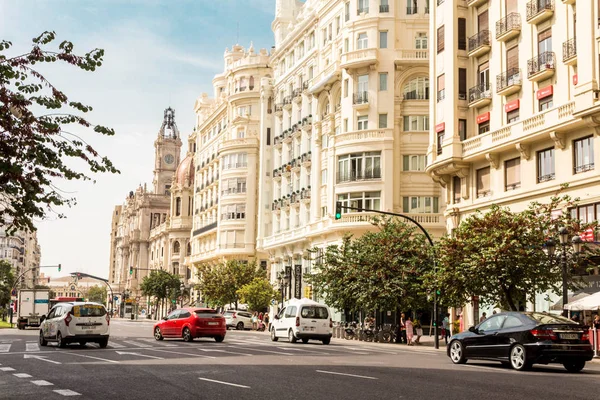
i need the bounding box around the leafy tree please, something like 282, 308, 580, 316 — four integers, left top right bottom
0, 260, 15, 308
0, 31, 119, 233
431, 192, 599, 311
196, 260, 262, 309
237, 278, 279, 312
308, 218, 432, 313
87, 285, 107, 304
140, 270, 181, 316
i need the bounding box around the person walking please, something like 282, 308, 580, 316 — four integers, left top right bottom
479, 312, 487, 323
442, 313, 451, 345
251, 312, 258, 330
398, 313, 407, 344
593, 314, 600, 329
414, 312, 423, 345
405, 316, 414, 346
264, 312, 270, 332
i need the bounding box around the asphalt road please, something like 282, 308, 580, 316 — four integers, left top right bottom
1, 320, 599, 399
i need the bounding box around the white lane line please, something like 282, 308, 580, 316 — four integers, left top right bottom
0, 367, 15, 371
0, 344, 11, 353
143, 348, 216, 359
341, 346, 397, 355
115, 351, 163, 360
63, 352, 120, 364
14, 373, 32, 378
53, 389, 81, 396
198, 349, 252, 357
198, 377, 250, 388
226, 345, 294, 356
107, 342, 125, 348
121, 340, 150, 348
139, 338, 178, 347
31, 380, 54, 386
316, 370, 378, 380
26, 343, 40, 352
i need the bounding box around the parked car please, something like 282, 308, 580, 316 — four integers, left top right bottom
447, 312, 593, 372
39, 302, 110, 348
224, 310, 253, 330
153, 308, 226, 342
270, 298, 332, 344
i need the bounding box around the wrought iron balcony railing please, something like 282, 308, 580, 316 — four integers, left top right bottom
468, 30, 490, 53
496, 13, 521, 39
526, 0, 554, 22
468, 83, 491, 104
353, 91, 369, 105
336, 168, 382, 183
527, 51, 555, 78
563, 37, 576, 62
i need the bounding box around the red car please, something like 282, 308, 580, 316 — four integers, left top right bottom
153, 308, 226, 342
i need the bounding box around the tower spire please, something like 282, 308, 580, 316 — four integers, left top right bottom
158, 107, 179, 139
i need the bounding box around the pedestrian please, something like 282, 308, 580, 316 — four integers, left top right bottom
405, 316, 414, 346
258, 312, 264, 323
593, 314, 600, 329
414, 312, 423, 345
442, 313, 451, 345
398, 313, 407, 344
492, 310, 497, 315
479, 312, 487, 323
264, 312, 270, 331
251, 311, 258, 330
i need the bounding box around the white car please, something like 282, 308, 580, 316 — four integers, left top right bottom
39, 302, 110, 348
224, 310, 253, 330
270, 298, 332, 344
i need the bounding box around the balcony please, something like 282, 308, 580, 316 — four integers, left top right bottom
379, 4, 389, 12
192, 221, 218, 237
563, 38, 577, 65
301, 152, 312, 167
282, 130, 292, 144
273, 168, 282, 181
468, 83, 492, 108
275, 104, 283, 117
273, 135, 282, 149
394, 49, 429, 66
352, 91, 369, 110
340, 48, 378, 71
526, 0, 554, 25
301, 116, 313, 131
468, 30, 491, 58
467, 0, 487, 7
293, 88, 302, 103
527, 51, 555, 81
336, 168, 382, 183
302, 81, 310, 94
283, 96, 293, 111
291, 157, 301, 173
300, 187, 311, 202
496, 68, 522, 96
496, 13, 521, 41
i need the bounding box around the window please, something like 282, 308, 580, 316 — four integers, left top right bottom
477, 10, 489, 32
344, 118, 348, 132
571, 202, 600, 225
458, 18, 466, 50
357, 33, 368, 49
345, 2, 350, 21
478, 315, 507, 332
344, 79, 349, 97
507, 109, 519, 123
357, 115, 368, 130
173, 241, 180, 254
379, 31, 388, 48
403, 77, 429, 100
337, 152, 381, 182
505, 157, 521, 191
437, 131, 444, 155
574, 136, 595, 174
538, 29, 552, 55
221, 204, 246, 220
402, 196, 439, 213
337, 191, 381, 212
403, 155, 426, 171
458, 68, 467, 100
175, 197, 182, 216
453, 176, 461, 204
478, 61, 490, 91
379, 114, 388, 128
458, 119, 467, 141
222, 152, 248, 169
358, 0, 369, 14
221, 178, 247, 195
476, 167, 490, 198
537, 148, 555, 183
380, 0, 389, 13
407, 0, 417, 14
321, 169, 328, 185
415, 32, 428, 49
403, 116, 429, 131
437, 25, 445, 53
539, 95, 553, 111
502, 316, 523, 329
478, 121, 490, 135
437, 74, 445, 102
379, 73, 388, 91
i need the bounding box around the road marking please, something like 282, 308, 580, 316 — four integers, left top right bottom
198, 349, 252, 356
107, 342, 125, 348
139, 338, 177, 347
53, 389, 81, 396
0, 367, 15, 371
14, 373, 32, 378
341, 346, 397, 355
64, 352, 120, 364
115, 351, 163, 360
198, 377, 250, 388
121, 340, 150, 348
226, 345, 293, 356
31, 380, 54, 386
24, 354, 62, 364
26, 343, 40, 352
143, 348, 216, 359
316, 370, 378, 380
0, 344, 11, 353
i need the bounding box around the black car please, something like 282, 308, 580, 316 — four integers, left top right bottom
447, 312, 593, 372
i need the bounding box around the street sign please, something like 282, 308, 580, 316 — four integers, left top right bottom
34, 299, 49, 304
113, 296, 118, 301
270, 299, 276, 306
11, 289, 16, 296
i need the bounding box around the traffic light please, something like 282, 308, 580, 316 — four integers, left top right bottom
335, 202, 342, 220
129, 266, 133, 275
57, 264, 61, 272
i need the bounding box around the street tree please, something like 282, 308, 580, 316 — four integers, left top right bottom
87, 285, 107, 304
237, 277, 279, 312
140, 270, 181, 317
431, 192, 598, 311
196, 260, 262, 309
0, 31, 119, 233
0, 260, 15, 308
308, 218, 432, 314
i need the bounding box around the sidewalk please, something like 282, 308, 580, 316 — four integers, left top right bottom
331, 332, 447, 353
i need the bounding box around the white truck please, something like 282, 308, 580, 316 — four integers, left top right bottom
17, 289, 50, 330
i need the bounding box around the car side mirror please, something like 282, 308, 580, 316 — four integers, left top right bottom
274, 315, 279, 320
468, 326, 477, 333
40, 315, 46, 323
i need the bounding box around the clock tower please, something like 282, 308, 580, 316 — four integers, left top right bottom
153, 107, 182, 195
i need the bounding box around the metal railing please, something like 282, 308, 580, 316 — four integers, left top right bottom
293, 88, 302, 98
563, 38, 576, 62
406, 6, 417, 14
496, 13, 521, 39
496, 68, 522, 92
468, 83, 491, 104
353, 91, 369, 105
192, 221, 218, 237
526, 0, 554, 22
283, 95, 293, 105
336, 168, 382, 183
275, 104, 283, 113
468, 30, 490, 53
527, 51, 555, 78
380, 4, 389, 12
357, 6, 369, 14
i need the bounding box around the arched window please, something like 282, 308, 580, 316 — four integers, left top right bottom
403, 77, 429, 100
173, 241, 180, 254
175, 197, 182, 216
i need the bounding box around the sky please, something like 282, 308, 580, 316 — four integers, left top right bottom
0, 0, 276, 279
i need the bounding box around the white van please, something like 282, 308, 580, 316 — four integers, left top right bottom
270, 298, 332, 344
39, 302, 110, 348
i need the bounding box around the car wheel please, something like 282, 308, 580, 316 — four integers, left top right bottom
270, 328, 279, 342
510, 344, 531, 371
563, 360, 585, 373
322, 338, 331, 345
182, 327, 193, 342
288, 329, 297, 343
98, 338, 108, 349
302, 338, 309, 344
449, 340, 467, 364
56, 332, 66, 348
236, 322, 244, 330
154, 327, 164, 341
214, 335, 225, 343
39, 330, 47, 347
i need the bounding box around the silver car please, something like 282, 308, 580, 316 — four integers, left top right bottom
224, 310, 253, 330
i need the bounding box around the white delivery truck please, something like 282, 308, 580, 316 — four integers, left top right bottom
17, 289, 50, 330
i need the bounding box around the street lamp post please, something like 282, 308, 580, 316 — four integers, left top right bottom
544, 227, 583, 317
278, 272, 290, 310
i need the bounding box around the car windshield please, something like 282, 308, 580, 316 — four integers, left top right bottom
525, 312, 574, 325
300, 306, 328, 319
224, 311, 235, 316
195, 310, 221, 318
73, 305, 106, 317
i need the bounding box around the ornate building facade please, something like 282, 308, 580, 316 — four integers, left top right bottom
0, 221, 41, 288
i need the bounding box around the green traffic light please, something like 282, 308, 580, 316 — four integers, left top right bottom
335, 201, 342, 220
335, 212, 341, 219
57, 264, 61, 272
436, 290, 441, 295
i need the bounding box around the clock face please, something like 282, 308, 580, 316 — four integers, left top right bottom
164, 154, 175, 164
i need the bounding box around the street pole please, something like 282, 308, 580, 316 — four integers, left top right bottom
561, 249, 569, 318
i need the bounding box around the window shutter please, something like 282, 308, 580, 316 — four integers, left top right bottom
458, 18, 466, 50
437, 25, 445, 53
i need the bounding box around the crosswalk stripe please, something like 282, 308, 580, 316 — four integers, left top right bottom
121, 340, 149, 348
26, 343, 40, 352
0, 344, 10, 353
139, 338, 178, 347
107, 342, 125, 348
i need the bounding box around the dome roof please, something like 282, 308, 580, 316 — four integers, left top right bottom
175, 154, 194, 186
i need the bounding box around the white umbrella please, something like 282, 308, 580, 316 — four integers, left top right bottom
564, 291, 600, 311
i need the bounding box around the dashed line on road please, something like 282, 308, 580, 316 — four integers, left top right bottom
0, 367, 15, 371
26, 343, 40, 352
13, 373, 32, 378
31, 380, 54, 386
198, 377, 250, 388
63, 352, 120, 364
143, 348, 215, 359
53, 389, 81, 396
0, 344, 11, 353
225, 345, 294, 356
121, 340, 150, 348
316, 370, 378, 380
